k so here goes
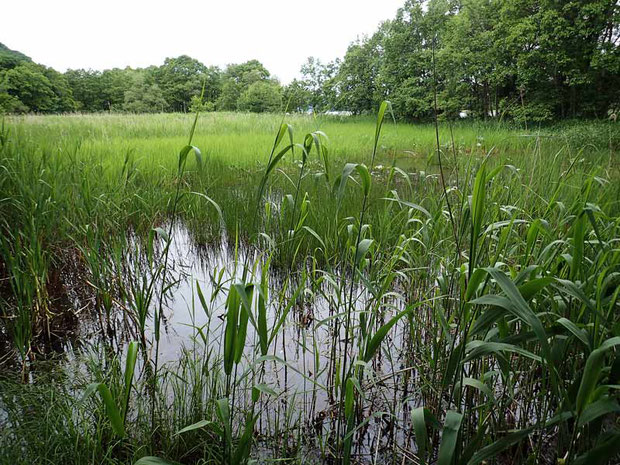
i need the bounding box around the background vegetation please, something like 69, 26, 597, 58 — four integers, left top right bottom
1, 0, 619, 121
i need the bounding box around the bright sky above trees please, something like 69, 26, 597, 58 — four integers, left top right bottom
2, 0, 403, 84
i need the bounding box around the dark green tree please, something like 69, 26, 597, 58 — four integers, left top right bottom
237, 80, 282, 113
1, 62, 75, 112
216, 60, 271, 110
123, 73, 168, 113
299, 57, 340, 111
155, 55, 220, 112
65, 69, 104, 111
283, 79, 312, 112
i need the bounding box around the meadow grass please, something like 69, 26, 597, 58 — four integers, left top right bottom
0, 111, 619, 465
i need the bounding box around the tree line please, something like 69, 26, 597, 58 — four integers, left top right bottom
0, 47, 284, 114
1, 0, 618, 121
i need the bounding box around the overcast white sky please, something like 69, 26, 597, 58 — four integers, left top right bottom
2, 0, 404, 83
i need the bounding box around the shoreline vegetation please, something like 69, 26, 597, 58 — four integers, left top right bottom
0, 107, 618, 464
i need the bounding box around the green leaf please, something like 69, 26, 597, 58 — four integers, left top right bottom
464, 340, 542, 363
134, 457, 173, 465
465, 268, 486, 301
252, 383, 278, 400
345, 378, 354, 419
437, 410, 463, 465
216, 397, 232, 445
457, 377, 495, 402
363, 305, 415, 362
556, 317, 590, 351
412, 407, 428, 465
336, 162, 358, 201
374, 100, 393, 146
470, 162, 487, 269
195, 281, 210, 318
274, 123, 292, 150
577, 337, 620, 414
257, 143, 294, 202
96, 383, 124, 437
355, 239, 373, 265
256, 266, 269, 356
233, 284, 253, 364
355, 163, 371, 196
573, 430, 620, 465
191, 192, 225, 232
223, 290, 239, 376
176, 419, 214, 435
122, 341, 138, 422
578, 398, 620, 427
382, 197, 431, 218
178, 145, 200, 172
484, 267, 551, 358
518, 277, 554, 300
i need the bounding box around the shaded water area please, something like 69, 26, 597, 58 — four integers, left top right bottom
1, 222, 420, 462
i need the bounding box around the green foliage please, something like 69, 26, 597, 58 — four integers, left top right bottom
237, 80, 282, 113
0, 62, 75, 113
0, 109, 618, 464
123, 73, 168, 113
0, 42, 31, 70
337, 34, 384, 114
314, 0, 620, 120
217, 60, 276, 111
282, 79, 311, 112
299, 56, 340, 112
3, 0, 618, 121
154, 55, 220, 112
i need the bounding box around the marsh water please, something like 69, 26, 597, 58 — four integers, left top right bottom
1, 222, 418, 461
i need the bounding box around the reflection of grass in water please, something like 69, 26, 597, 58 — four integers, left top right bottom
0, 111, 619, 464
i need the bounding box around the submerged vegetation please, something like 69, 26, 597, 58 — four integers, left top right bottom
0, 107, 619, 465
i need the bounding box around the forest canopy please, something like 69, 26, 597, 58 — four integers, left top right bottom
1, 0, 618, 121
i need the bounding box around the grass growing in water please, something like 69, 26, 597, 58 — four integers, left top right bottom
0, 110, 619, 464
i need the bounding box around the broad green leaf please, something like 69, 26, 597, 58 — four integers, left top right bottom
578, 398, 620, 427
577, 337, 620, 414
484, 267, 551, 358
355, 239, 373, 265
464, 340, 542, 363
363, 305, 414, 362
344, 378, 355, 420
465, 268, 486, 301
556, 317, 590, 351
437, 410, 463, 465
518, 277, 554, 300
355, 164, 371, 196
467, 411, 572, 465
216, 397, 232, 445
412, 407, 428, 465
96, 383, 124, 437
176, 419, 214, 435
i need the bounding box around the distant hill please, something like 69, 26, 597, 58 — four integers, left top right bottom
0, 42, 31, 69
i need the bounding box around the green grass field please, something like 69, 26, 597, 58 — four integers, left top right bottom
0, 111, 619, 465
